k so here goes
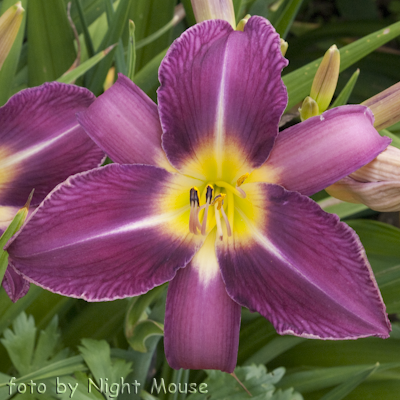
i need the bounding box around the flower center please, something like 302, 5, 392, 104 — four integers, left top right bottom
188, 173, 249, 240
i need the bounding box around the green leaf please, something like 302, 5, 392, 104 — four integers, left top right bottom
133, 47, 167, 98
127, 0, 176, 72
331, 69, 360, 108
0, 0, 27, 106
27, 0, 76, 86
1, 313, 36, 375
0, 356, 87, 387
86, 0, 132, 95
279, 362, 400, 394
380, 129, 400, 149
319, 363, 379, 400
0, 192, 32, 285
317, 198, 368, 219
56, 45, 116, 84
127, 320, 164, 353
188, 365, 302, 400
0, 286, 42, 336
78, 339, 132, 389
244, 336, 305, 366
283, 20, 400, 110
346, 220, 400, 313
274, 0, 305, 39
73, 0, 95, 58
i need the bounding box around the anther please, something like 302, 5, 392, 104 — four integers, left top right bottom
189, 187, 201, 234
201, 185, 213, 235
236, 173, 249, 198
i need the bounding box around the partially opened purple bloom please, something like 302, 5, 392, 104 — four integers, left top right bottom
6, 17, 391, 372
0, 82, 105, 301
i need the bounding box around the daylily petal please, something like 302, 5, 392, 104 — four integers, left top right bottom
248, 106, 391, 196
216, 182, 391, 339
77, 74, 173, 171
6, 164, 204, 300
2, 267, 29, 302
159, 16, 287, 181
0, 82, 105, 207
165, 232, 240, 373
326, 177, 400, 212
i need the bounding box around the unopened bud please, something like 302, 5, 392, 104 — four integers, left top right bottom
362, 81, 400, 131
191, 0, 236, 29
299, 96, 319, 121
326, 146, 400, 212
236, 14, 251, 31
280, 38, 288, 57
0, 2, 24, 70
310, 45, 340, 113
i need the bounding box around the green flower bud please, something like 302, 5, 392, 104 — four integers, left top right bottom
310, 44, 340, 113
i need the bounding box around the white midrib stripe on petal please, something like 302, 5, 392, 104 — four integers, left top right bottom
215, 46, 229, 179
27, 206, 189, 255
1, 124, 79, 168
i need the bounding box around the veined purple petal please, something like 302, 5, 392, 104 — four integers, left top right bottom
248, 106, 391, 196
2, 267, 30, 302
6, 164, 204, 301
217, 183, 391, 339
77, 74, 172, 171
0, 82, 105, 207
165, 232, 240, 373
159, 16, 287, 180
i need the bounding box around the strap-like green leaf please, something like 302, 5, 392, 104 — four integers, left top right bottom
284, 20, 400, 110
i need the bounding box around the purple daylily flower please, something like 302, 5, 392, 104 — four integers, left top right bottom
6, 17, 391, 372
0, 82, 105, 301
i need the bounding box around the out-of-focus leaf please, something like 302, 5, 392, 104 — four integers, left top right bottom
317, 198, 368, 219
57, 44, 116, 84
61, 301, 127, 347
380, 129, 400, 149
73, 0, 95, 57
274, 0, 305, 39
133, 47, 167, 98
319, 363, 378, 400
86, 0, 131, 95
279, 362, 400, 394
0, 0, 27, 106
181, 0, 196, 26
346, 220, 400, 313
336, 0, 379, 21
283, 20, 400, 110
27, 0, 76, 86
127, 0, 176, 71
244, 336, 305, 366
331, 69, 360, 108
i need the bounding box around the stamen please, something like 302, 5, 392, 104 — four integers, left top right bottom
212, 193, 232, 238
189, 187, 201, 234
201, 185, 214, 235
235, 172, 249, 198
214, 203, 223, 241
220, 206, 232, 237
215, 181, 246, 198
236, 173, 249, 187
